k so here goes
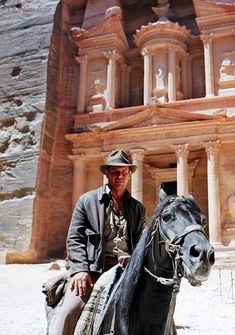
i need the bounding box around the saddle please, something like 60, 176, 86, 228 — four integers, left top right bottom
74, 264, 124, 335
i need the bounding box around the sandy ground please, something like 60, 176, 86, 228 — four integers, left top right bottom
0, 262, 235, 335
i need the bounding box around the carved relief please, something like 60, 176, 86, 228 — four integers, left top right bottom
155, 67, 165, 90
219, 52, 235, 82
87, 69, 106, 112
218, 51, 235, 96
152, 65, 167, 103
93, 78, 103, 96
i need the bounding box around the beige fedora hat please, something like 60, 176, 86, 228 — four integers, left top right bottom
100, 150, 137, 174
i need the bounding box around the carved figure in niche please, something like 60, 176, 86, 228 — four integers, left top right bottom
93, 78, 103, 96
219, 57, 235, 82
87, 76, 106, 113
155, 68, 165, 90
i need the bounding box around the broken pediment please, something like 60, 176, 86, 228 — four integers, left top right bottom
70, 6, 128, 51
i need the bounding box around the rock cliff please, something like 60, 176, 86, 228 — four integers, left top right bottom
0, 0, 59, 262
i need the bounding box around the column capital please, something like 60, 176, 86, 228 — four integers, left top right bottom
130, 148, 146, 161
168, 45, 176, 53
103, 50, 121, 61
203, 140, 221, 156
201, 34, 214, 44
171, 143, 189, 158
75, 55, 88, 64
141, 47, 152, 57
68, 154, 85, 161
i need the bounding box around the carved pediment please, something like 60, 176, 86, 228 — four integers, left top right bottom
193, 0, 235, 18
86, 106, 225, 132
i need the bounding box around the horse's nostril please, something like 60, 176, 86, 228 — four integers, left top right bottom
190, 245, 201, 258
208, 248, 215, 264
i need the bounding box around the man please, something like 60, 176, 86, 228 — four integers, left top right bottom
49, 150, 145, 335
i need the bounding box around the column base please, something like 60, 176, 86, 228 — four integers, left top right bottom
5, 249, 38, 264
211, 241, 226, 251
205, 93, 215, 98
214, 248, 235, 269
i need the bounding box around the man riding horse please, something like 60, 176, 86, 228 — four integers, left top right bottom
47, 150, 146, 335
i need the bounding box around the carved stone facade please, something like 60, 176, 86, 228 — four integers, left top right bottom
6, 0, 235, 263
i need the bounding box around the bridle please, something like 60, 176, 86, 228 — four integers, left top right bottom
144, 196, 207, 335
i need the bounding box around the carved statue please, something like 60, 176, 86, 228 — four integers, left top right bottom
155, 68, 165, 90
105, 6, 122, 19
93, 78, 103, 96
219, 57, 235, 82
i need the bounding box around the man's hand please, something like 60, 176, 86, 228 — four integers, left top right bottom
118, 255, 131, 267
70, 272, 93, 297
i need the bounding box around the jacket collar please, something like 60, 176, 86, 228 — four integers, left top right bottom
98, 184, 130, 202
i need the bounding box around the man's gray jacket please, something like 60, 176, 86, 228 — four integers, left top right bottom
66, 185, 145, 276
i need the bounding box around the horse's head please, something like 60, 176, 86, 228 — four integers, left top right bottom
152, 187, 215, 286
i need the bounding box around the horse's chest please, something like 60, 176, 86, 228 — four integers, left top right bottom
139, 283, 173, 334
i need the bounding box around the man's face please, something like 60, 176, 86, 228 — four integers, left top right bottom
106, 166, 131, 191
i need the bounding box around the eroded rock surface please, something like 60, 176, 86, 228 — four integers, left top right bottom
0, 0, 59, 262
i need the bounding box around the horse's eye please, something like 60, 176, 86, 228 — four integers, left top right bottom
162, 213, 171, 222
201, 216, 206, 227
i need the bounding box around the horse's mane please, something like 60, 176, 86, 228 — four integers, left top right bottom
105, 193, 202, 334
112, 195, 171, 335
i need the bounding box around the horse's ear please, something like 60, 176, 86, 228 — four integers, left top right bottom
157, 184, 168, 202
185, 193, 195, 202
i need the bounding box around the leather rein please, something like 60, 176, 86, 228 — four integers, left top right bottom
143, 196, 207, 335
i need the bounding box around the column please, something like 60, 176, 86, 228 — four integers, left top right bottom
130, 149, 145, 203
202, 36, 215, 97
69, 154, 87, 208
187, 55, 193, 98
142, 48, 152, 105
171, 144, 189, 195
104, 51, 120, 109
148, 167, 164, 203
204, 141, 222, 246
168, 46, 176, 101
75, 55, 88, 113
181, 54, 188, 99
120, 64, 132, 107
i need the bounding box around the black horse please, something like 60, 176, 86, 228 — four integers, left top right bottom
95, 187, 215, 335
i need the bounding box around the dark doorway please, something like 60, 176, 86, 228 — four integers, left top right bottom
162, 181, 177, 196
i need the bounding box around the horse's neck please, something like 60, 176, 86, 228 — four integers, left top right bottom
146, 233, 174, 278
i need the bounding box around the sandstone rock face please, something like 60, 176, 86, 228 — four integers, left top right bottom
0, 0, 59, 262
2, 0, 235, 264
